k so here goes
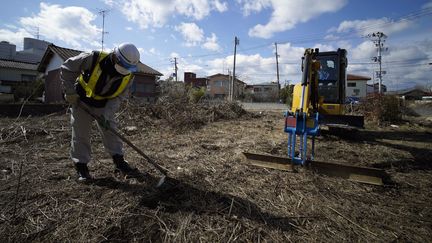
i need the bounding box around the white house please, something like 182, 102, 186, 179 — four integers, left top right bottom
346, 74, 371, 98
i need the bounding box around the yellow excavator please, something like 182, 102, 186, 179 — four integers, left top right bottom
243, 48, 387, 185
291, 48, 364, 127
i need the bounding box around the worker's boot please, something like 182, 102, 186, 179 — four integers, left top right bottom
113, 154, 138, 175
75, 163, 93, 181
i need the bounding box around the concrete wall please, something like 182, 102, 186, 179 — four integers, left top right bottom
249, 84, 279, 102
346, 80, 367, 98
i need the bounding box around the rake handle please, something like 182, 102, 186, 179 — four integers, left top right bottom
76, 102, 168, 175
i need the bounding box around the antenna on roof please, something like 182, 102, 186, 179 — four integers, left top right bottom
97, 9, 110, 51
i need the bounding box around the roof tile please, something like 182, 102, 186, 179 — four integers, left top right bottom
0, 59, 38, 70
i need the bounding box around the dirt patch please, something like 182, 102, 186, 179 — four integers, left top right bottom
1, 102, 431, 242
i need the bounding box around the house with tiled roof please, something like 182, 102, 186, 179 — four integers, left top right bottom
0, 59, 40, 93
38, 44, 163, 103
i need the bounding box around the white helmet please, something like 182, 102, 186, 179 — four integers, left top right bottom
113, 43, 140, 75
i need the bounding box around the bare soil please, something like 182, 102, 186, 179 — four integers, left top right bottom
1, 102, 431, 242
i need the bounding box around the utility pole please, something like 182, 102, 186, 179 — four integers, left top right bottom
98, 9, 110, 52
173, 57, 178, 82
275, 42, 280, 98
231, 36, 239, 101
228, 69, 231, 99
368, 32, 387, 94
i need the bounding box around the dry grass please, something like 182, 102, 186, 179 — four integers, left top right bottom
1, 102, 431, 242
358, 94, 403, 125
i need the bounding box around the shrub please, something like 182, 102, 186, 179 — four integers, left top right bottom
189, 87, 206, 103
13, 79, 44, 101
280, 85, 294, 106
359, 94, 402, 125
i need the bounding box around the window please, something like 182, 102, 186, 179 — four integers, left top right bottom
254, 87, 261, 92
347, 82, 356, 87
264, 87, 272, 91
214, 80, 225, 87
135, 83, 154, 93
317, 56, 337, 81
21, 74, 36, 82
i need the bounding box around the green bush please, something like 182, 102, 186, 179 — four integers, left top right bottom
280, 84, 294, 106
189, 87, 206, 103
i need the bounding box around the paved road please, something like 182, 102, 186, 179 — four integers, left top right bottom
240, 102, 289, 112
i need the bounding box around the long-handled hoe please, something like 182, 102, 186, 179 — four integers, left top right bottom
77, 102, 168, 187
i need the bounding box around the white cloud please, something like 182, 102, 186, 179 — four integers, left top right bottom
350, 41, 376, 61
108, 0, 228, 29
238, 0, 347, 39
18, 3, 100, 49
237, 0, 271, 16
346, 39, 431, 90
175, 23, 222, 51
175, 22, 204, 46
125, 26, 133, 31
149, 48, 159, 55
423, 1, 432, 8
212, 0, 228, 12
170, 52, 180, 58
334, 18, 412, 36
203, 33, 221, 51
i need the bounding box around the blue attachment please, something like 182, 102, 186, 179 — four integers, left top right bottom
284, 111, 320, 165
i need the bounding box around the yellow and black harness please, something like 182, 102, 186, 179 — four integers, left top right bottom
78, 52, 132, 100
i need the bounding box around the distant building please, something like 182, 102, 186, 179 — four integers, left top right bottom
0, 59, 39, 93
0, 38, 50, 95
386, 88, 432, 100
0, 38, 50, 63
367, 83, 387, 94
245, 82, 279, 102
346, 74, 371, 98
206, 73, 245, 99
184, 72, 208, 89
38, 44, 162, 103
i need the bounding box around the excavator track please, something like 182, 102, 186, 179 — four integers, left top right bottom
243, 152, 389, 185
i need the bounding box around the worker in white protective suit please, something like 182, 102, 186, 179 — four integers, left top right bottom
61, 43, 140, 181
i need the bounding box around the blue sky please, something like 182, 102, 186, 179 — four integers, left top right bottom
1, 0, 431, 90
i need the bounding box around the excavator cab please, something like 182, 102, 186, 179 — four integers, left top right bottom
316, 49, 347, 115
316, 49, 364, 128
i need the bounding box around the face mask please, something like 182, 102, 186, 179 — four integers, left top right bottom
114, 63, 131, 75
